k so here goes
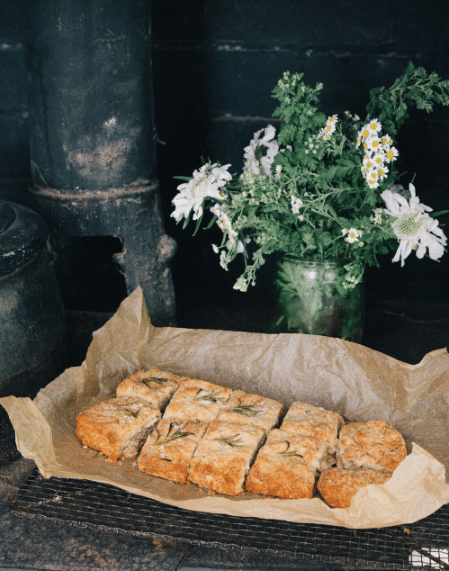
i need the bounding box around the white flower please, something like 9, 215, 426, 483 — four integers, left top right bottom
381, 183, 447, 266
371, 208, 383, 224
318, 115, 338, 139
377, 165, 389, 180
243, 125, 279, 177
210, 204, 237, 237
366, 136, 381, 153
233, 276, 249, 292
219, 250, 230, 270
367, 119, 382, 133
345, 228, 362, 243
373, 152, 386, 167
290, 196, 303, 214
384, 146, 399, 163
172, 162, 232, 222
363, 156, 376, 170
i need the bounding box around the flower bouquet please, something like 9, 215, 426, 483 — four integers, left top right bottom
172, 62, 449, 340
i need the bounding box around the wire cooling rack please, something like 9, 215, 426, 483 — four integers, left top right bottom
9, 469, 449, 570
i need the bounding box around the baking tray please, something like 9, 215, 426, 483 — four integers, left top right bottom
9, 468, 449, 570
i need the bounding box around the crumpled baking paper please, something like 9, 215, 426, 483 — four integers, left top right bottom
2, 287, 449, 529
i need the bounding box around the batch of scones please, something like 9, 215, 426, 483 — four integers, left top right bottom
75, 369, 407, 508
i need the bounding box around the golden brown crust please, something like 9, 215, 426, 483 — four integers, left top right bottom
282, 401, 345, 428
163, 379, 233, 424
281, 402, 344, 456
188, 421, 265, 496
138, 419, 208, 484
337, 419, 407, 472
245, 430, 318, 499
214, 389, 284, 434
317, 468, 392, 508
245, 453, 315, 499
77, 369, 409, 506
75, 397, 161, 462
260, 428, 332, 473
115, 369, 183, 409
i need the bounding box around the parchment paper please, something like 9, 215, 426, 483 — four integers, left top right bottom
2, 287, 449, 529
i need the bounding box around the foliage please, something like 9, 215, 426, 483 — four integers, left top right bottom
172, 62, 449, 293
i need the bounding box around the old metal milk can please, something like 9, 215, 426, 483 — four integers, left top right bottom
0, 200, 66, 404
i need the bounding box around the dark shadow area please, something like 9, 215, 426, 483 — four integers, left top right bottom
56, 236, 128, 312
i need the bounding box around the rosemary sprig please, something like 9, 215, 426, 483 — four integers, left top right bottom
98, 406, 140, 419
155, 428, 194, 446
279, 441, 304, 458
142, 376, 167, 387
230, 404, 257, 417
193, 389, 223, 403
215, 434, 243, 447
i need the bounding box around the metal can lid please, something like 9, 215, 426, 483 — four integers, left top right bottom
0, 200, 49, 277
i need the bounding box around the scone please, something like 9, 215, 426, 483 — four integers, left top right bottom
281, 402, 345, 428
115, 369, 183, 409
75, 397, 161, 462
280, 401, 345, 455
245, 430, 322, 499
317, 468, 393, 508
214, 389, 284, 434
138, 419, 208, 484
337, 419, 407, 473
163, 379, 233, 424
188, 421, 266, 496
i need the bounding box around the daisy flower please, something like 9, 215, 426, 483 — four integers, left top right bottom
319, 115, 338, 139
366, 168, 379, 184
172, 162, 232, 222
371, 208, 383, 224
373, 152, 386, 167
360, 126, 371, 140
210, 204, 237, 237
366, 136, 381, 153
243, 125, 279, 177
377, 165, 389, 180
381, 183, 447, 266
363, 156, 376, 170
384, 146, 399, 163
367, 178, 380, 189
345, 228, 362, 243
368, 119, 382, 133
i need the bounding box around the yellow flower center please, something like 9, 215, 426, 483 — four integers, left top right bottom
362, 129, 369, 138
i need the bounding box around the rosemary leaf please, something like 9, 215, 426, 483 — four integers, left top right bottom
142, 376, 167, 387
279, 440, 304, 458
230, 404, 257, 417
193, 389, 223, 403
156, 429, 194, 446
215, 434, 243, 447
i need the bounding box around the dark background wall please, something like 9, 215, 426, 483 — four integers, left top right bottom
1, 0, 448, 328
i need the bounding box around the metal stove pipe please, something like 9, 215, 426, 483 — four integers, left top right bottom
26, 0, 177, 325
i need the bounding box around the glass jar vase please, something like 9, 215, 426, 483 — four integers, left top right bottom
269, 256, 365, 342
